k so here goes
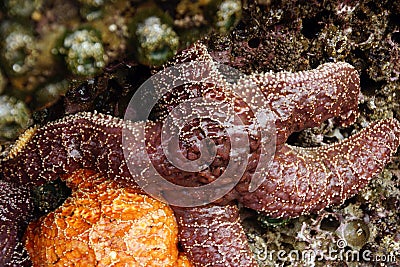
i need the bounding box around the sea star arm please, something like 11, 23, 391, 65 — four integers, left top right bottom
0, 43, 398, 266
1, 112, 400, 266
169, 42, 361, 149
0, 180, 32, 266
0, 112, 147, 188
242, 61, 360, 148
238, 118, 400, 218
172, 204, 258, 267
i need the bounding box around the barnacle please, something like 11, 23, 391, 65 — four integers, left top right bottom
60, 29, 106, 76
0, 22, 38, 76
129, 6, 179, 66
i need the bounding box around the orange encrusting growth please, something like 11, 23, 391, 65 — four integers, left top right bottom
24, 169, 191, 267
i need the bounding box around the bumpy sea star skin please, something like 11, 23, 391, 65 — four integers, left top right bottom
173, 204, 258, 266
0, 180, 32, 267
0, 44, 361, 189
1, 43, 400, 266
169, 43, 360, 149
0, 112, 145, 188
242, 62, 360, 149
237, 118, 400, 218
25, 169, 192, 267
1, 116, 399, 266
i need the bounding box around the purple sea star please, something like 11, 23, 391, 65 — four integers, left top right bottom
0, 180, 32, 266
1, 43, 400, 266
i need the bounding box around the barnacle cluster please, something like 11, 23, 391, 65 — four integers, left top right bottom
0, 0, 242, 138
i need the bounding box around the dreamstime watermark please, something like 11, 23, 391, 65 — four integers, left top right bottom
122, 60, 276, 207
255, 239, 397, 264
